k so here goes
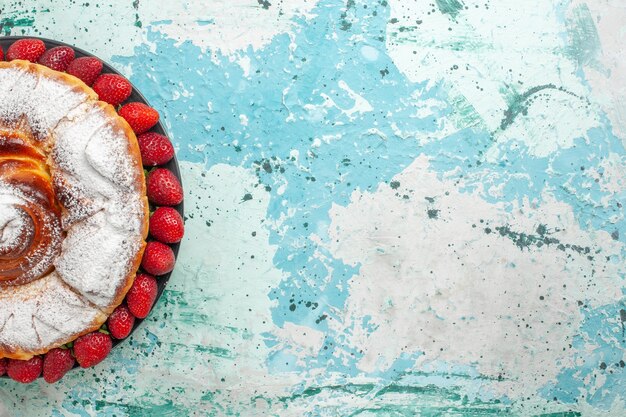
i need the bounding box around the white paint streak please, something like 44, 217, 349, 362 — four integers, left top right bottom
386, 0, 604, 156
137, 162, 303, 412
272, 322, 325, 365
338, 80, 374, 119
324, 156, 625, 397
16, 0, 319, 61
572, 0, 626, 146
143, 0, 319, 55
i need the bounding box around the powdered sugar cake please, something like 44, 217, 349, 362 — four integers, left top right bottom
0, 60, 149, 360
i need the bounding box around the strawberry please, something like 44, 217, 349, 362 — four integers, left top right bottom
137, 132, 174, 166
73, 332, 112, 368
6, 38, 46, 62
43, 348, 75, 383
119, 102, 159, 134
141, 241, 175, 276
107, 304, 135, 339
0, 47, 4, 61
7, 357, 43, 383
127, 273, 158, 318
0, 358, 7, 376
37, 46, 75, 71
150, 207, 184, 243
66, 56, 102, 86
93, 73, 132, 106
146, 168, 183, 206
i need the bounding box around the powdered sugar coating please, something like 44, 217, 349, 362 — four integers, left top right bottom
0, 67, 90, 141
55, 211, 142, 308
51, 101, 145, 234
0, 272, 105, 356
0, 61, 147, 359
0, 182, 62, 285
0, 196, 28, 255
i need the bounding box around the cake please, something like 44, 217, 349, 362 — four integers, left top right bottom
0, 60, 149, 360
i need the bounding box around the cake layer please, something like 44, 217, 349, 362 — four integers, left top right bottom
55, 210, 144, 312
0, 61, 94, 142
0, 272, 106, 359
0, 61, 148, 358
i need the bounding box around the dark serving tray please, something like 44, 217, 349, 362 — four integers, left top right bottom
0, 35, 184, 374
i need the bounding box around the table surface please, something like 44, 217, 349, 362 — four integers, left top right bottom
1, 1, 626, 416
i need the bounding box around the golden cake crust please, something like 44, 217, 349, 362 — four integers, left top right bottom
0, 61, 148, 359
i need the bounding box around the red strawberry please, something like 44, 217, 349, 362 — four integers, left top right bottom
0, 47, 4, 61
0, 358, 7, 376
93, 73, 132, 106
66, 56, 102, 86
146, 168, 183, 206
6, 38, 46, 62
42, 348, 75, 383
119, 102, 159, 134
137, 132, 175, 166
108, 304, 135, 339
141, 241, 175, 276
37, 46, 75, 71
127, 273, 158, 318
7, 357, 43, 383
73, 332, 112, 368
150, 207, 184, 243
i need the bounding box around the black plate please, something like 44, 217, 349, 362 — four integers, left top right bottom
0, 36, 183, 373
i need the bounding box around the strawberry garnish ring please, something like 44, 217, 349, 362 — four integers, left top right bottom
0, 36, 184, 381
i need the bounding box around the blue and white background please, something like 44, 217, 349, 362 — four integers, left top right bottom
1, 0, 626, 415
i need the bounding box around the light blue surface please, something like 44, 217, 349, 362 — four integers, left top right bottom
0, 0, 625, 415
